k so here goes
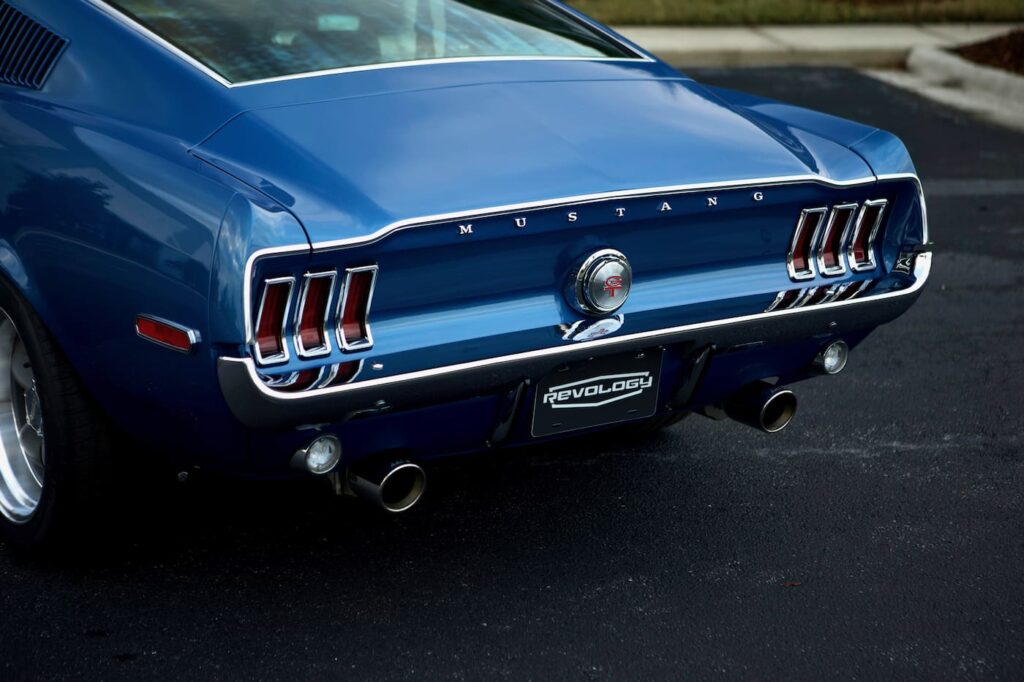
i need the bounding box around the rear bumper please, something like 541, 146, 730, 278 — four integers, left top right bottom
218, 253, 931, 430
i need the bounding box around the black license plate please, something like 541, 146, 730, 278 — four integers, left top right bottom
531, 350, 663, 438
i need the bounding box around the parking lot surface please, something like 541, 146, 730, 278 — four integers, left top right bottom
1, 68, 1022, 680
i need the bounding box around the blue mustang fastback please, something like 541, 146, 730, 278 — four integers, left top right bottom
0, 0, 930, 546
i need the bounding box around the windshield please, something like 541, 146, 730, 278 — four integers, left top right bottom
106, 0, 638, 84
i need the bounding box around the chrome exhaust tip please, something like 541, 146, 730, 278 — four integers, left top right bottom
724, 382, 798, 434
348, 460, 427, 513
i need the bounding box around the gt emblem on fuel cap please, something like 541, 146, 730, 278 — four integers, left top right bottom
570, 249, 632, 316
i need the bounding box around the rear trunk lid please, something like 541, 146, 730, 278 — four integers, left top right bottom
195, 75, 874, 245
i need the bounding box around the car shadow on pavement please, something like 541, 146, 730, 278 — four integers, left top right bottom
10, 425, 715, 574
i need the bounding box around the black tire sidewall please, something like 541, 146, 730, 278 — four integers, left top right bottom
0, 277, 104, 548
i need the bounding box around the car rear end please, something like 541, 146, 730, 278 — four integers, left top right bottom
219, 172, 929, 471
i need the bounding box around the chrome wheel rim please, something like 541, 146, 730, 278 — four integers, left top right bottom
0, 309, 44, 524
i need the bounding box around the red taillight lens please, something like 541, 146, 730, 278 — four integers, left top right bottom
296, 273, 335, 357
818, 204, 857, 276
788, 208, 826, 281
849, 200, 887, 271
338, 266, 377, 350
136, 315, 196, 353
255, 277, 294, 364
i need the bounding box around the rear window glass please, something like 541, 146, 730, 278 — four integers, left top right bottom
106, 0, 638, 84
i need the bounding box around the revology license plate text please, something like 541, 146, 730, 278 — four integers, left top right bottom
532, 350, 663, 437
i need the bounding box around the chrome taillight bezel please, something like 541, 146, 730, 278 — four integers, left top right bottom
787, 207, 827, 281
816, 203, 858, 277
253, 276, 295, 366
848, 199, 888, 272
294, 270, 337, 359
337, 265, 379, 352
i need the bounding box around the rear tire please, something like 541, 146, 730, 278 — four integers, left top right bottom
0, 279, 112, 549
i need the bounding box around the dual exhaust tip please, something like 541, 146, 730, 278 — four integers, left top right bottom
724, 381, 799, 434
294, 436, 427, 513
348, 460, 426, 514
709, 341, 850, 433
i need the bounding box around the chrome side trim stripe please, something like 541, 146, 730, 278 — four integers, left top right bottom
231, 252, 931, 403
225, 57, 654, 88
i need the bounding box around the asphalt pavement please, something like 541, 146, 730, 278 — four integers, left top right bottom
1, 68, 1022, 680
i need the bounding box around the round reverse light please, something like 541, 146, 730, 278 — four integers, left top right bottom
815, 340, 850, 375
572, 249, 632, 316
303, 435, 342, 475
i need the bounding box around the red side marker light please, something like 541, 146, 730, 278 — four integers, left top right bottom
136, 315, 198, 353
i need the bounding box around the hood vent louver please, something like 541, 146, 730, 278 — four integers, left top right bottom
0, 1, 68, 90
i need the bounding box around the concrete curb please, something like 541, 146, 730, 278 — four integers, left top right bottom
907, 46, 1024, 103
615, 24, 1021, 69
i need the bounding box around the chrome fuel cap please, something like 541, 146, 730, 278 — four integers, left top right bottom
571, 249, 632, 316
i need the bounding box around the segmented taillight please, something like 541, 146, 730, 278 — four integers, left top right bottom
849, 199, 888, 272
817, 204, 858, 277
254, 266, 378, 367
295, 272, 336, 358
338, 266, 378, 351
255, 277, 294, 365
787, 208, 826, 281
